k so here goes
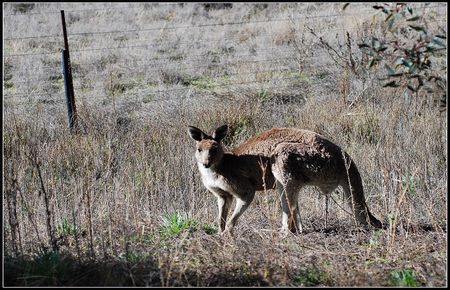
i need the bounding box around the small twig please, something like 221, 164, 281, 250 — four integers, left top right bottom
329, 193, 353, 217
5, 178, 21, 257
307, 26, 348, 70
27, 152, 58, 252
346, 31, 357, 74
83, 187, 96, 259
15, 178, 44, 247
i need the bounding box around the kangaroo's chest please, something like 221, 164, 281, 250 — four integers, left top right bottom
198, 165, 232, 193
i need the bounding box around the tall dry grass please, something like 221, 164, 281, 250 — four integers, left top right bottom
4, 87, 447, 285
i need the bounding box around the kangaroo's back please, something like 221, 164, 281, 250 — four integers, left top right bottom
233, 128, 345, 175
232, 128, 322, 156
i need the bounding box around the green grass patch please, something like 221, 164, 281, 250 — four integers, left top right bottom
401, 174, 422, 196
56, 218, 77, 238
389, 268, 419, 287
224, 115, 254, 146
158, 212, 218, 238
293, 267, 330, 286
181, 75, 230, 90
201, 223, 218, 235
368, 229, 383, 248
256, 87, 271, 103
159, 212, 197, 238
4, 80, 14, 89
119, 250, 152, 263
6, 249, 76, 286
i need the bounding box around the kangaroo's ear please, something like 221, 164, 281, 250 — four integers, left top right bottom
188, 126, 206, 142
212, 125, 228, 141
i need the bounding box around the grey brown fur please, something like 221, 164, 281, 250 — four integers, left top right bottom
188, 125, 382, 234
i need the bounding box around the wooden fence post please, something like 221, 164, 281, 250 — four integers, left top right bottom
61, 49, 75, 129
61, 10, 78, 131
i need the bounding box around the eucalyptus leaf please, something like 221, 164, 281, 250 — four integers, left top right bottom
387, 17, 395, 30
383, 80, 400, 87
401, 59, 413, 68
384, 64, 395, 75
409, 64, 417, 74
409, 25, 427, 34
432, 37, 446, 47
406, 16, 420, 21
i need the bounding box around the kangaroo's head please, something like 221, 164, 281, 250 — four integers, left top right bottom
187, 125, 228, 169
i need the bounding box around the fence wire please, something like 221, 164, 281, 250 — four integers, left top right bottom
3, 3, 447, 107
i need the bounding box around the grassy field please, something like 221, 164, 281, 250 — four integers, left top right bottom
3, 2, 447, 286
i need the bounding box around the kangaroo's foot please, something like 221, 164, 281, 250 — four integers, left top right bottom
220, 225, 235, 238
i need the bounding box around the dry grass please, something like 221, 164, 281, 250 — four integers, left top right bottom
3, 2, 447, 287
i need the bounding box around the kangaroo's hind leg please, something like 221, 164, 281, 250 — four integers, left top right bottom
271, 144, 305, 234
276, 180, 303, 234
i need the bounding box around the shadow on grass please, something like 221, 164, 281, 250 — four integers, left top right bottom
5, 222, 444, 286
4, 250, 271, 287
4, 251, 160, 287
304, 221, 446, 235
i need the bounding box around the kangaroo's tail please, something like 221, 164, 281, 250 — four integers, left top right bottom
342, 156, 383, 229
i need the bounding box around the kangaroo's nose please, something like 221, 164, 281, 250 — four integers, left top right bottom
203, 161, 211, 168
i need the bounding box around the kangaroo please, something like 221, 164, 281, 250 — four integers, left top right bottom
188, 125, 382, 234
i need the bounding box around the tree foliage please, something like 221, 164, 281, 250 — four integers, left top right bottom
358, 3, 446, 100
